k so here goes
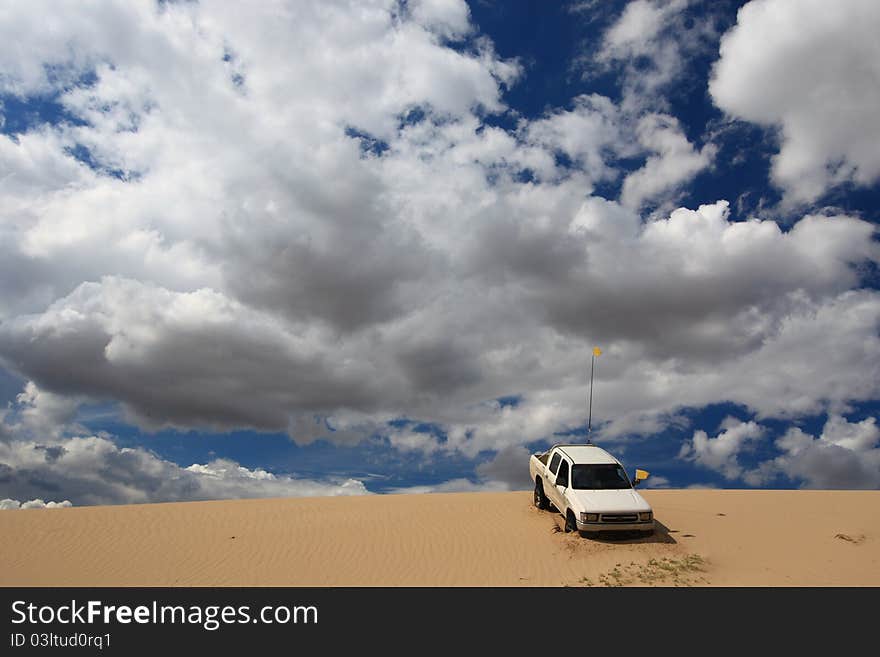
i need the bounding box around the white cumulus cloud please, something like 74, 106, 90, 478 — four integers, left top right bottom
0, 498, 72, 510
710, 0, 880, 204
678, 418, 765, 480
621, 113, 716, 209
0, 386, 370, 505
746, 416, 880, 489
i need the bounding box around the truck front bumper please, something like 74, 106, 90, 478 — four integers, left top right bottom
576, 520, 654, 533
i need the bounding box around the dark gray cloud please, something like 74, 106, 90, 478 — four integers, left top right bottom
776, 442, 880, 489
396, 339, 483, 394
476, 445, 532, 490
217, 150, 439, 333
0, 280, 390, 436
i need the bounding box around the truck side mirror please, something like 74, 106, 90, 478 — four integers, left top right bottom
556, 474, 568, 488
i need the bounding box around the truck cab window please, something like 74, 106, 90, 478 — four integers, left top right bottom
556, 460, 569, 487
549, 452, 562, 475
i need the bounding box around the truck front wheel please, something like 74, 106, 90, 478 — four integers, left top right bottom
564, 510, 577, 533
534, 480, 549, 510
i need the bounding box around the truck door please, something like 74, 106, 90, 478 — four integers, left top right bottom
545, 450, 562, 508
554, 458, 570, 514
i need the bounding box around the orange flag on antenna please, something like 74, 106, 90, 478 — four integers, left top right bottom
592, 347, 602, 357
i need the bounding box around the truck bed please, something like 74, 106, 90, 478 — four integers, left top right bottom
529, 452, 550, 484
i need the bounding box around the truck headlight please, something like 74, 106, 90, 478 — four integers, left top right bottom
580, 513, 599, 523
638, 512, 652, 522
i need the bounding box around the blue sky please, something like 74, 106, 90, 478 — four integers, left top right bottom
1, 0, 879, 506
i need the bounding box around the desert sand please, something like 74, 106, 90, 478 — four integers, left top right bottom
1, 489, 878, 586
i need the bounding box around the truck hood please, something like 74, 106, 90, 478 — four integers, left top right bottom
567, 489, 651, 513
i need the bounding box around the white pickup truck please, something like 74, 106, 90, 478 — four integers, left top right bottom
529, 444, 654, 536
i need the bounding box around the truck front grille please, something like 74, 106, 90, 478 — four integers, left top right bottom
600, 514, 638, 523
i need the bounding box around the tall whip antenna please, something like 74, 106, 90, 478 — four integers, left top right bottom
587, 346, 601, 443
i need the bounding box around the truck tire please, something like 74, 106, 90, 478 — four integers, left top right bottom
534, 479, 549, 510
564, 510, 577, 533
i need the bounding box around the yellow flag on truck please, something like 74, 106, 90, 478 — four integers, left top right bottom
593, 347, 602, 357
635, 469, 650, 481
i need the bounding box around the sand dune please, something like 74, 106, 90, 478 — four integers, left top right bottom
1, 490, 877, 586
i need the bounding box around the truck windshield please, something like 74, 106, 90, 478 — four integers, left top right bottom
571, 464, 632, 490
